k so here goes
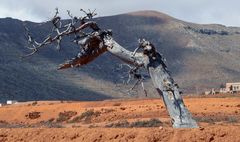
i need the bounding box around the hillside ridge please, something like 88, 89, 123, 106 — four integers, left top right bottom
0, 10, 240, 101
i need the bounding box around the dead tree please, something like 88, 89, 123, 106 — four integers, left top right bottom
22, 9, 198, 128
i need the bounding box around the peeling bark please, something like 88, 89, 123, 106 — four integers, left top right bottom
147, 55, 198, 128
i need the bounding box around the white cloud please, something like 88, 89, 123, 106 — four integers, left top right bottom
0, 0, 239, 26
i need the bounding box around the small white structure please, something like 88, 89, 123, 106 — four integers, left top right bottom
6, 100, 18, 105
0, 103, 3, 107
226, 82, 240, 93
204, 88, 216, 95
206, 82, 240, 95
204, 91, 211, 95
219, 88, 228, 93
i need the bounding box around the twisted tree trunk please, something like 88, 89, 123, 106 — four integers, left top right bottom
104, 36, 198, 128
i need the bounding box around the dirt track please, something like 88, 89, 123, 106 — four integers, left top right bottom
0, 96, 240, 142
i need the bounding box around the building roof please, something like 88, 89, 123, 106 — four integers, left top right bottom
226, 82, 240, 85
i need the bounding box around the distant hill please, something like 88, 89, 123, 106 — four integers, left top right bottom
0, 10, 240, 102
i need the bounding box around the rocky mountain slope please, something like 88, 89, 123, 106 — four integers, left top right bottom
0, 10, 240, 102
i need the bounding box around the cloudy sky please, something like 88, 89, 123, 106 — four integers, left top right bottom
0, 0, 240, 26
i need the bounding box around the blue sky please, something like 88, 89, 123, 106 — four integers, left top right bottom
0, 0, 240, 26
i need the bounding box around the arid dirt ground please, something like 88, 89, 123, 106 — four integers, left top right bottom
0, 94, 240, 142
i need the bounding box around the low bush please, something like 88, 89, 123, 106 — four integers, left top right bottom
112, 103, 121, 106
106, 120, 130, 128
69, 109, 101, 123
25, 112, 41, 119
131, 119, 162, 127
194, 116, 239, 124
56, 111, 77, 122
31, 101, 38, 106
106, 118, 162, 128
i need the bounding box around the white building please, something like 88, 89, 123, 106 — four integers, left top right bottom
225, 82, 240, 93
6, 100, 18, 105
205, 82, 240, 95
